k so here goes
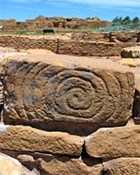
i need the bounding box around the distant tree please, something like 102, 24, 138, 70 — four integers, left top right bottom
112, 16, 122, 25
86, 17, 91, 20
112, 16, 119, 23
122, 16, 131, 25
132, 17, 140, 26
98, 16, 140, 32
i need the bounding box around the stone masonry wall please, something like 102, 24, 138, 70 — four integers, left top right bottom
71, 31, 140, 43
0, 36, 124, 56
0, 17, 111, 31
0, 50, 139, 175
0, 36, 136, 56
0, 35, 58, 53
0, 33, 139, 57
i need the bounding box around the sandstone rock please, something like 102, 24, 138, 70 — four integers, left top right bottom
0, 152, 39, 175
103, 158, 140, 175
111, 32, 138, 43
24, 20, 36, 28
0, 124, 84, 156
71, 32, 109, 42
85, 125, 140, 158
92, 17, 100, 21
0, 19, 17, 31
118, 58, 140, 67
2, 54, 134, 128
38, 156, 102, 175
0, 47, 27, 61
121, 46, 140, 58
18, 155, 35, 170
0, 153, 22, 175
26, 48, 54, 55
0, 47, 27, 110
17, 153, 103, 175
133, 68, 140, 123
0, 76, 3, 106
22, 166, 40, 175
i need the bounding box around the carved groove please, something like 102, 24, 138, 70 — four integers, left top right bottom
3, 59, 134, 126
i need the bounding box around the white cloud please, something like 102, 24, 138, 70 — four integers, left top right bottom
6, 0, 140, 8
47, 0, 140, 7
9, 0, 40, 3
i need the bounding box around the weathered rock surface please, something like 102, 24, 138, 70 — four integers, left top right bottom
0, 77, 3, 106
0, 35, 136, 56
0, 47, 27, 110
111, 32, 138, 43
0, 124, 84, 156
85, 125, 140, 158
0, 153, 22, 175
17, 153, 103, 175
118, 58, 140, 67
121, 46, 140, 58
133, 68, 140, 123
2, 54, 134, 128
103, 158, 140, 175
0, 152, 39, 175
71, 32, 109, 42
0, 47, 27, 61
26, 48, 54, 55
22, 167, 40, 175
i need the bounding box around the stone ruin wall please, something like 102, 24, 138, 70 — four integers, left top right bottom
0, 46, 139, 174
0, 31, 140, 57
71, 31, 140, 42
0, 17, 111, 31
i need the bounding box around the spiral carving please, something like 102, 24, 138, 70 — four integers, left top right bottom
3, 59, 134, 125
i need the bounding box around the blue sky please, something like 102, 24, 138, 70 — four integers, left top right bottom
0, 0, 140, 21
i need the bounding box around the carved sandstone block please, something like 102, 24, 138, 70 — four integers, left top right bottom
2, 54, 134, 126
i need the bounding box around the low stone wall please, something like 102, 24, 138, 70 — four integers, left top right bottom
71, 32, 110, 42
0, 35, 58, 53
0, 35, 137, 57
58, 40, 123, 56
71, 31, 140, 43
0, 51, 139, 174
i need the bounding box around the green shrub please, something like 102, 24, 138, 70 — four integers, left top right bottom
16, 29, 27, 35
97, 16, 140, 32
35, 29, 43, 35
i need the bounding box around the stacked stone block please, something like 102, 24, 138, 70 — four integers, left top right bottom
0, 52, 139, 175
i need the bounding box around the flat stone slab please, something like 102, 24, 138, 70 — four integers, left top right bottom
103, 158, 140, 175
17, 153, 103, 175
85, 124, 140, 158
121, 46, 140, 58
118, 58, 140, 67
2, 54, 134, 127
0, 124, 84, 156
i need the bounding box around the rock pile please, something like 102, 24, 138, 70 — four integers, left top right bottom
0, 49, 139, 175
121, 46, 140, 58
